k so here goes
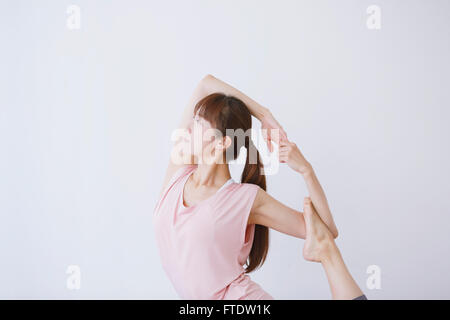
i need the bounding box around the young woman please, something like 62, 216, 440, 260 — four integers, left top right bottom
153, 74, 366, 300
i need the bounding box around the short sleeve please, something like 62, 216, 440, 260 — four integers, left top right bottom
212, 182, 260, 252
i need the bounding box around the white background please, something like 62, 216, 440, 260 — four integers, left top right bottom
1, 0, 450, 299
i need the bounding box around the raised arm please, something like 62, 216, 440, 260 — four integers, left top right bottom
159, 74, 287, 198
200, 74, 288, 151
158, 74, 211, 198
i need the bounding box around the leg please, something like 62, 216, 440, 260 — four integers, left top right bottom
302, 197, 367, 300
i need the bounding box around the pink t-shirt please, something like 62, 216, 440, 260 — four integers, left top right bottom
152, 164, 259, 299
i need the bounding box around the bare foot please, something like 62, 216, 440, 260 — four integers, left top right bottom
302, 197, 335, 263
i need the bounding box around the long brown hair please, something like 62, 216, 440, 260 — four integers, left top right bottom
193, 92, 269, 273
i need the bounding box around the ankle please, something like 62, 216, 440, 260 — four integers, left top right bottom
321, 241, 341, 265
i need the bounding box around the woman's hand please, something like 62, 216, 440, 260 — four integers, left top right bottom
279, 140, 312, 175
260, 110, 288, 152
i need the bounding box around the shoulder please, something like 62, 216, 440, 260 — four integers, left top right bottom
249, 184, 265, 208
247, 185, 272, 224
158, 164, 197, 199
171, 164, 197, 186
230, 183, 266, 226
235, 183, 262, 209
212, 182, 260, 211
233, 182, 261, 197
174, 164, 197, 178
239, 182, 261, 190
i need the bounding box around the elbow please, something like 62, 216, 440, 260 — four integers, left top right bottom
332, 228, 339, 239
202, 73, 215, 82
199, 74, 215, 93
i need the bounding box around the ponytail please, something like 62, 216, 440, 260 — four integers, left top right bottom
241, 139, 266, 191
241, 138, 269, 273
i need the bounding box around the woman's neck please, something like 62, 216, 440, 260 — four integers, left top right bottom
191, 163, 232, 188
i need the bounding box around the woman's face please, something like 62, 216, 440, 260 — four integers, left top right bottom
187, 112, 224, 162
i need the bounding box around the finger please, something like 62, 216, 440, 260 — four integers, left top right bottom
267, 137, 273, 152
262, 136, 271, 152
280, 129, 288, 142
270, 135, 280, 146
279, 140, 288, 147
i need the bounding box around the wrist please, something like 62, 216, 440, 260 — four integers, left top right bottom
296, 162, 313, 176
257, 106, 271, 121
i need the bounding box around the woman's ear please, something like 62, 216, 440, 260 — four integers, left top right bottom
223, 136, 232, 150
215, 136, 231, 151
